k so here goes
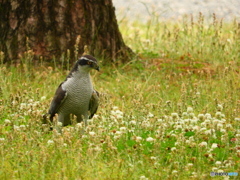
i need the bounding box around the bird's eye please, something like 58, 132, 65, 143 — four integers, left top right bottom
88, 61, 92, 65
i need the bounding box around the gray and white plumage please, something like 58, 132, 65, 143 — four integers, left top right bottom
47, 54, 99, 126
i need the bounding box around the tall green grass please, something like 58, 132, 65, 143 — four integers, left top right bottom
0, 14, 239, 179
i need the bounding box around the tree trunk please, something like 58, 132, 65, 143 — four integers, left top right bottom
0, 0, 133, 64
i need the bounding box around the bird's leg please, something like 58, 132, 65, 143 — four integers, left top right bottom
58, 114, 71, 126
78, 114, 88, 128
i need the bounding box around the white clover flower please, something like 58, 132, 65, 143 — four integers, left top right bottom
182, 112, 188, 117
57, 122, 62, 127
217, 104, 223, 111
217, 169, 224, 173
75, 123, 83, 129
192, 125, 200, 131
171, 147, 177, 152
115, 131, 122, 135
171, 113, 178, 119
40, 96, 46, 101
187, 163, 193, 167
4, 119, 11, 124
47, 140, 54, 145
204, 119, 211, 124
150, 156, 157, 160
215, 112, 222, 118
113, 135, 120, 140
0, 138, 5, 142
200, 127, 207, 132
130, 120, 136, 125
139, 175, 148, 180
198, 114, 204, 120
235, 118, 240, 121
172, 170, 178, 174
211, 143, 218, 149
89, 131, 96, 136
213, 119, 219, 125
175, 124, 182, 129
112, 106, 119, 110
205, 113, 212, 119
217, 123, 223, 129
220, 128, 226, 133
19, 125, 26, 130
136, 136, 142, 142
146, 137, 155, 142
212, 167, 218, 171
204, 130, 211, 135
20, 103, 27, 110
189, 113, 195, 118
187, 107, 193, 113
120, 127, 127, 132
199, 141, 208, 147
13, 125, 20, 131
147, 112, 154, 118
94, 146, 102, 152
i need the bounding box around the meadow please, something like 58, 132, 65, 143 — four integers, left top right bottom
0, 14, 239, 179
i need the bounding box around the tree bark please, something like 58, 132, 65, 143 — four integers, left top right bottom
0, 0, 133, 64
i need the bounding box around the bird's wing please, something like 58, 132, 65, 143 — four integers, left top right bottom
89, 89, 99, 119
48, 83, 67, 121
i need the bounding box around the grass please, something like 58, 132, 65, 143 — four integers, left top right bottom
0, 14, 239, 179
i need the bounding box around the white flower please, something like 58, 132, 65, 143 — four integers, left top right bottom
147, 112, 154, 118
212, 167, 218, 171
215, 161, 221, 166
187, 107, 193, 113
57, 122, 63, 127
19, 125, 26, 130
13, 125, 20, 131
217, 123, 223, 129
89, 132, 96, 136
171, 113, 178, 119
187, 163, 193, 167
146, 137, 155, 142
211, 143, 218, 149
205, 113, 212, 119
47, 140, 54, 145
220, 128, 226, 133
115, 131, 122, 135
136, 136, 142, 142
40, 96, 46, 101
172, 170, 178, 174
171, 147, 177, 152
120, 127, 127, 132
199, 141, 208, 147
150, 156, 157, 160
215, 112, 222, 118
217, 104, 223, 111
130, 120, 136, 125
0, 138, 5, 142
76, 123, 83, 129
198, 114, 204, 120
112, 106, 119, 110
4, 119, 11, 124
140, 175, 148, 180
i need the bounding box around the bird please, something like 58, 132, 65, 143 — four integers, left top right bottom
45, 54, 99, 126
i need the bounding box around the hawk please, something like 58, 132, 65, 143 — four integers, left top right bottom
45, 55, 99, 126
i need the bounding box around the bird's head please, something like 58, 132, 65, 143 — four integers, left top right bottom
77, 55, 100, 71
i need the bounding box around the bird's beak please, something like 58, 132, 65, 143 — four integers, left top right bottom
93, 63, 100, 71
96, 66, 100, 71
